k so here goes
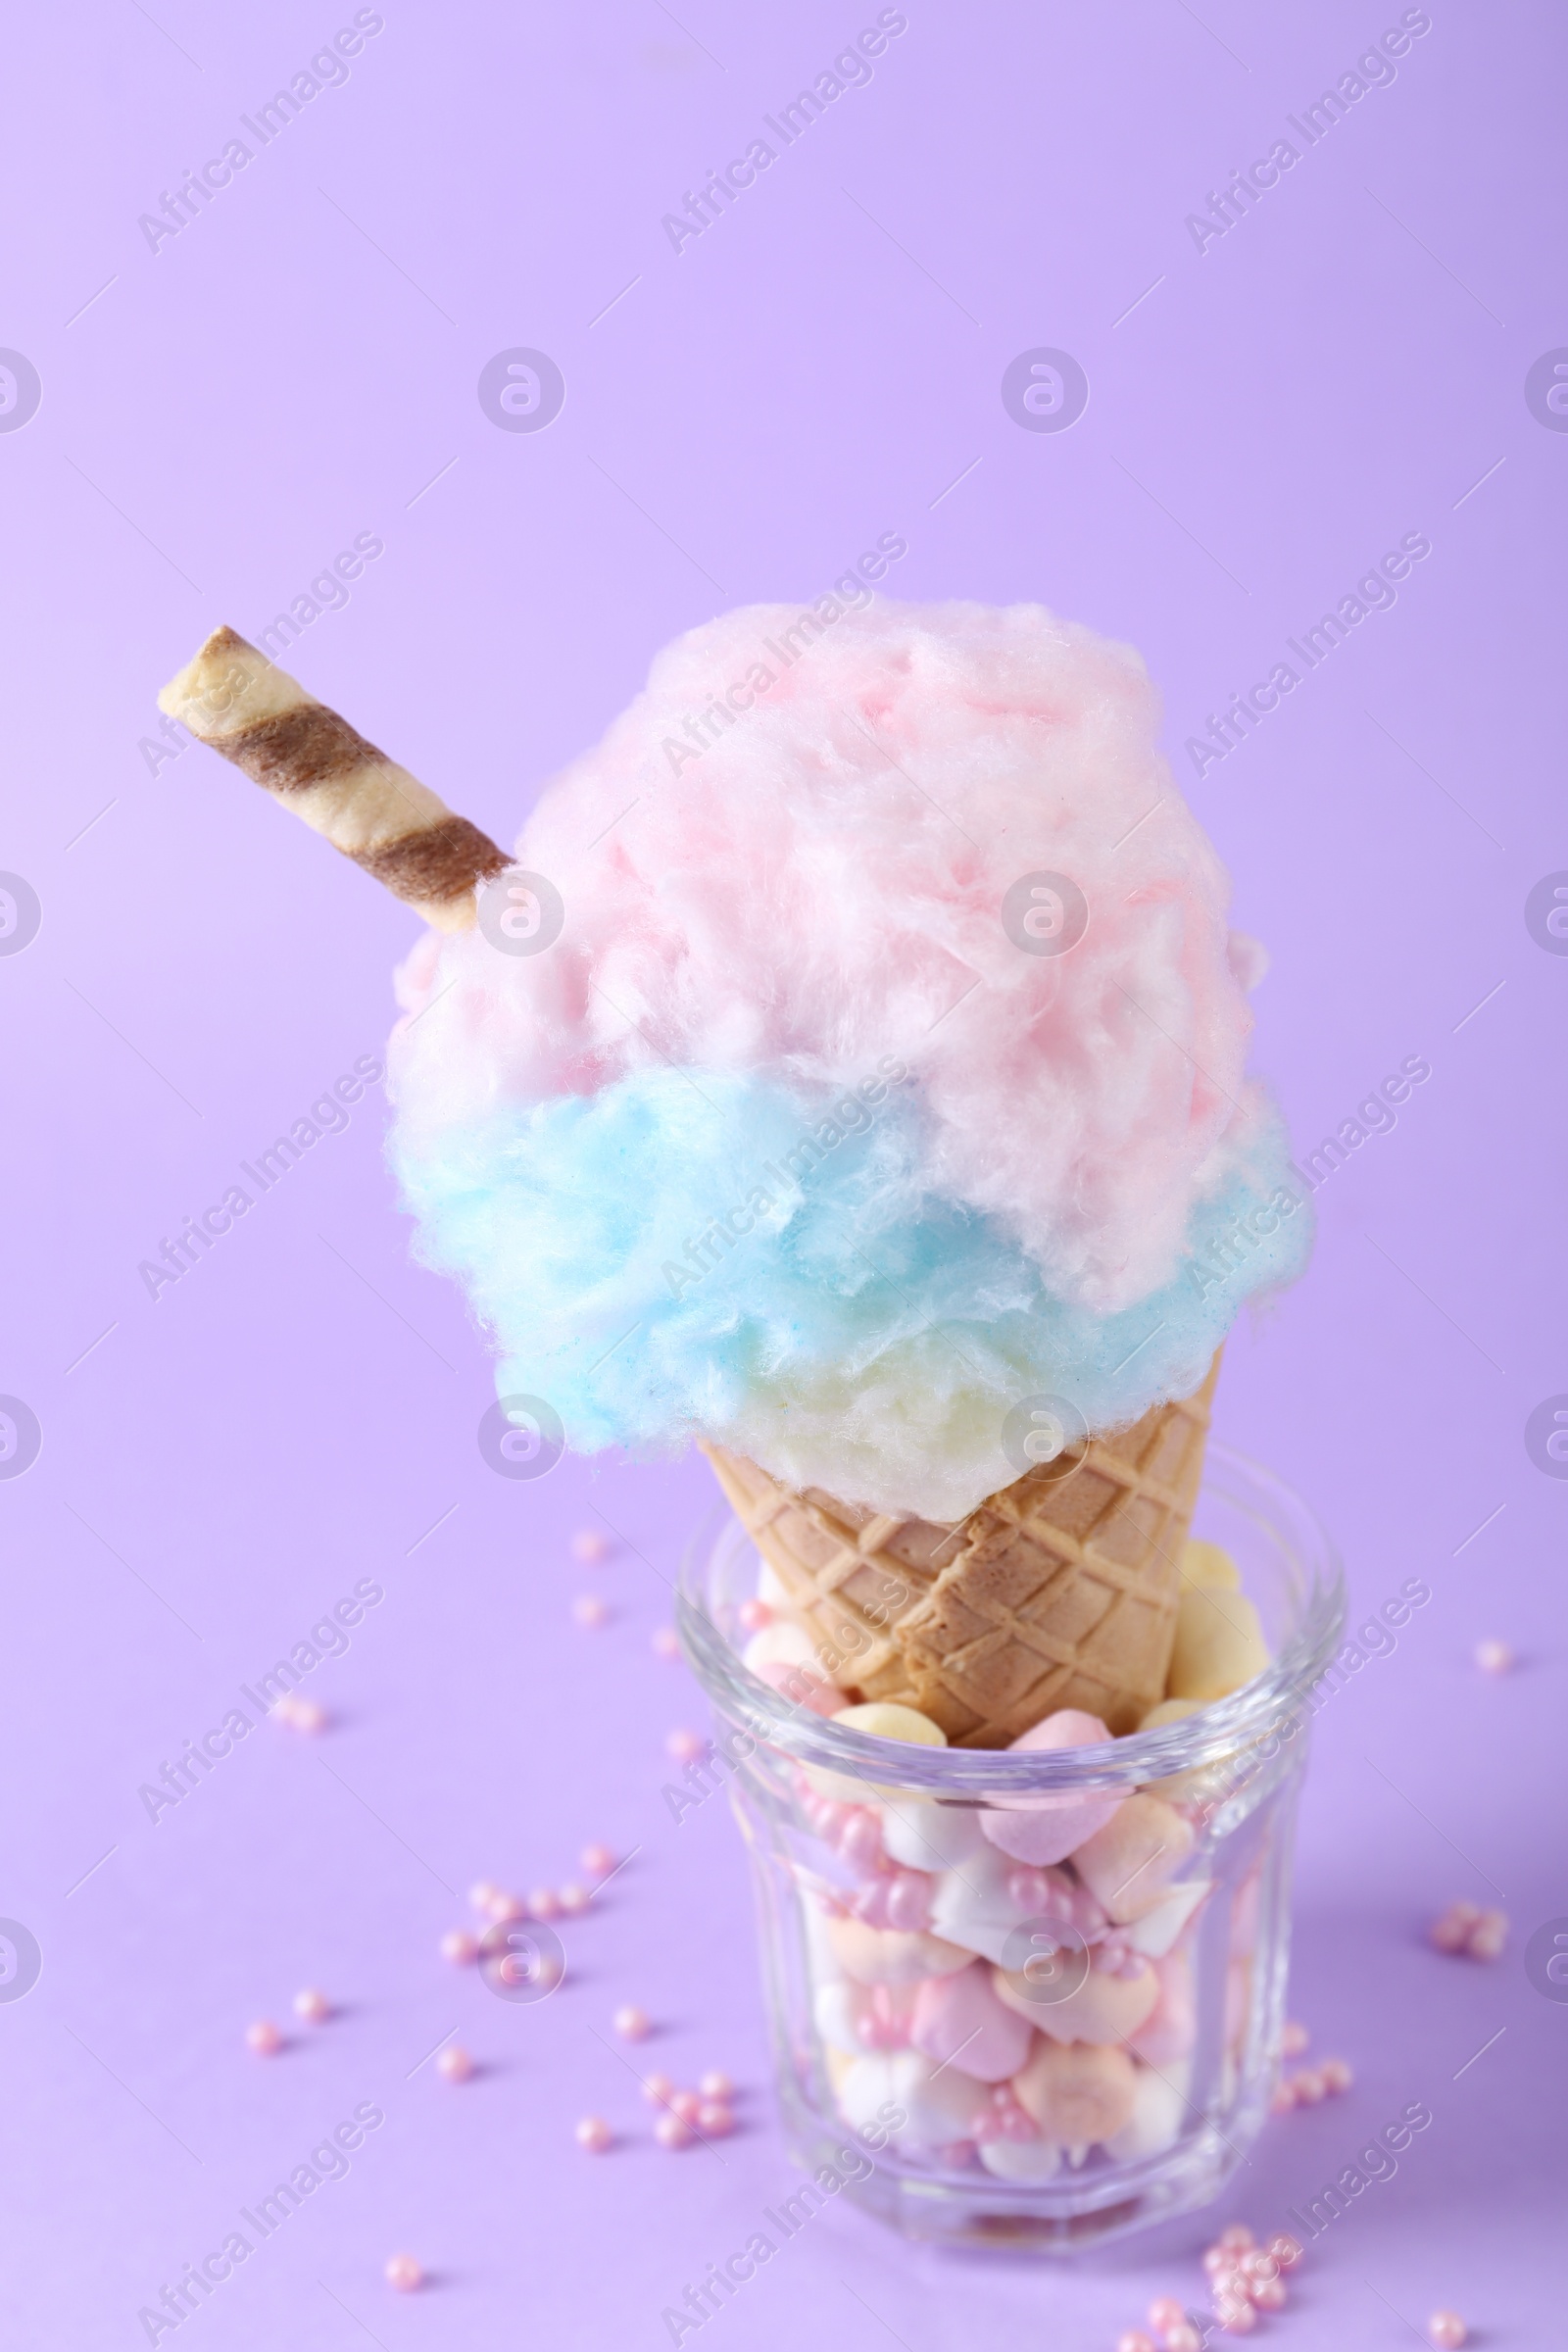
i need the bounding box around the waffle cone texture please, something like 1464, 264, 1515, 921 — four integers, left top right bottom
703, 1355, 1220, 1746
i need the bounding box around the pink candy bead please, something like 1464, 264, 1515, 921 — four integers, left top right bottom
528, 1888, 560, 1920
575, 2115, 613, 2152
1267, 2232, 1303, 2269
697, 2101, 734, 2135
571, 1529, 611, 1562
652, 1626, 681, 1658
837, 1811, 884, 1872
437, 2045, 473, 2082
572, 1595, 609, 1628
669, 2090, 702, 2125
1147, 2297, 1186, 2334
292, 1987, 330, 2024
737, 1598, 772, 1631
440, 1929, 478, 1964
699, 2069, 733, 2100
1291, 2069, 1325, 2104
1474, 1637, 1512, 1673
580, 1842, 616, 1879
469, 1879, 502, 1911
613, 2005, 651, 2040
1269, 2079, 1297, 2114
1469, 1908, 1508, 1960
655, 2112, 694, 2150
1117, 2335, 1156, 2352
384, 2254, 422, 2293
1250, 2278, 1287, 2313
1427, 2314, 1466, 2349
1319, 2056, 1353, 2093
484, 1888, 525, 1920
1281, 2019, 1309, 2056
665, 1729, 706, 1763
245, 2020, 281, 2056
1214, 2299, 1255, 2334
1216, 2224, 1254, 2251
1165, 2327, 1202, 2352
642, 2072, 675, 2106
558, 1884, 590, 1915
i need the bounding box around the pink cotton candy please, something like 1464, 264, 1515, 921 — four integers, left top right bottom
392, 601, 1266, 1317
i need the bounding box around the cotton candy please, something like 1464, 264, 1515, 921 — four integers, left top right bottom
388, 599, 1311, 1519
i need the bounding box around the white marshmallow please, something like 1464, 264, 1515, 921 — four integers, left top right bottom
1124, 1877, 1211, 1958
928, 1843, 1041, 1966
835, 2050, 982, 2149
879, 1795, 988, 1873
742, 1621, 817, 1673
1104, 2058, 1192, 2160
978, 2134, 1062, 2180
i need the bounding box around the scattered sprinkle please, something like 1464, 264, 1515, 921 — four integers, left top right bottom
436, 2045, 473, 2083
1474, 1637, 1513, 1674
613, 2005, 651, 2041
575, 2114, 613, 2152
245, 2020, 281, 2056
655, 2111, 694, 2150
384, 2253, 423, 2293
651, 1626, 681, 1659
665, 1729, 707, 1763
440, 1929, 478, 1965
580, 1842, 616, 1879
571, 1529, 611, 1563
292, 1988, 330, 2025
573, 1594, 609, 1629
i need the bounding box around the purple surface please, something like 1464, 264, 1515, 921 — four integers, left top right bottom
2, 2, 1563, 2343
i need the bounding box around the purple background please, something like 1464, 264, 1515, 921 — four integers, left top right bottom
3, 2, 1564, 2344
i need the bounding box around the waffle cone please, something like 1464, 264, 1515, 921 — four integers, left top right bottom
703, 1354, 1220, 1745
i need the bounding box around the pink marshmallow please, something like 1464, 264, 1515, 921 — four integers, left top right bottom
910, 1962, 1035, 2083
979, 1710, 1123, 1867
754, 1660, 846, 1718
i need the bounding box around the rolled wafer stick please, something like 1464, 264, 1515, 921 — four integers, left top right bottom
158, 625, 509, 931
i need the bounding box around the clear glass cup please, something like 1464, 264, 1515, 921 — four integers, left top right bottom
677, 1441, 1346, 2251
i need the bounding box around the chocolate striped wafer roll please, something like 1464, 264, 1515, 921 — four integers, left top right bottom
158, 625, 509, 931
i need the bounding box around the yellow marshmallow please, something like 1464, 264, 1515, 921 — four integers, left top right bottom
1168, 1585, 1270, 1703
1179, 1539, 1241, 1591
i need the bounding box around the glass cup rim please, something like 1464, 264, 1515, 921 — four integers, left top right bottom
676, 1439, 1347, 1798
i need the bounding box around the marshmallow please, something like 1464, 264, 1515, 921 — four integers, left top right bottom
910, 1962, 1035, 2082
979, 1710, 1123, 1867
807, 1701, 947, 1805
1128, 1951, 1196, 2064
757, 1559, 791, 1609
1124, 1877, 1211, 1959
755, 1659, 846, 1717
1138, 1697, 1203, 1731
1168, 1584, 1269, 1703
1013, 2040, 1138, 2145
814, 1979, 918, 2055
929, 1843, 1055, 1966
836, 2050, 985, 2148
1179, 1539, 1241, 1591
994, 1955, 1159, 2046
1072, 1793, 1195, 1922
879, 1795, 988, 1874
825, 1916, 971, 1986
742, 1621, 817, 1673
978, 2134, 1062, 2180
1104, 2059, 1192, 2160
